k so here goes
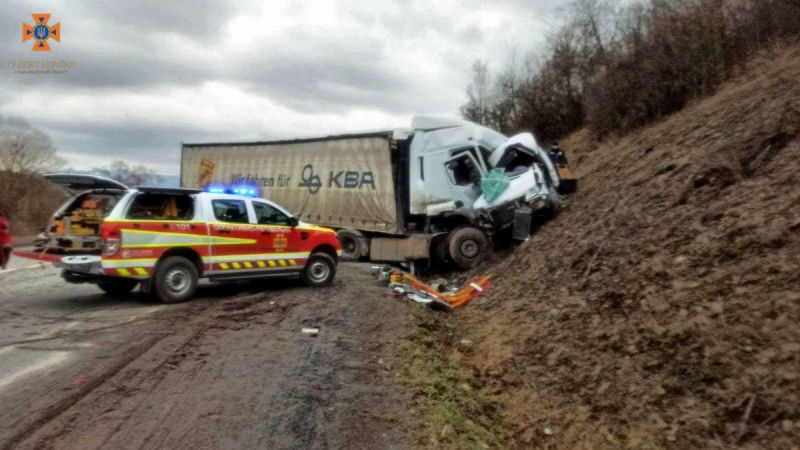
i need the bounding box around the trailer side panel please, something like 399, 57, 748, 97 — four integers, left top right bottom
181, 136, 399, 234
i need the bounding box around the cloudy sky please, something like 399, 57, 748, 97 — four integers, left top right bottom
1, 0, 562, 175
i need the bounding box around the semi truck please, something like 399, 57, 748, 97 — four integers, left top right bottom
180, 116, 561, 269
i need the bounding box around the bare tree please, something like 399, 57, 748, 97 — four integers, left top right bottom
104, 160, 163, 187
490, 47, 522, 134
0, 116, 64, 174
460, 59, 492, 125
0, 116, 66, 218
464, 0, 800, 141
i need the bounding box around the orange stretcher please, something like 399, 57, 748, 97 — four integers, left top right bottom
389, 271, 492, 309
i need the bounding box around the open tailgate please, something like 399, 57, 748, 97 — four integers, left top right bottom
45, 173, 128, 195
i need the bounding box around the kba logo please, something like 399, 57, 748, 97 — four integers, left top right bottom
23, 14, 61, 52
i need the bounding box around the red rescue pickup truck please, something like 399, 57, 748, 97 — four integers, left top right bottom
16, 174, 342, 303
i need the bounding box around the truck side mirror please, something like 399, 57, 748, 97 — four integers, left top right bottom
288, 217, 299, 228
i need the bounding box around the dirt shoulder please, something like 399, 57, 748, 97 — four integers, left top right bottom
1, 264, 414, 450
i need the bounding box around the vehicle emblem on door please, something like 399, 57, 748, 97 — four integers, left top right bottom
273, 234, 287, 251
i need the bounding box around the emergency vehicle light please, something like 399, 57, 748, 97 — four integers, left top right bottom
206, 186, 258, 197
232, 188, 257, 196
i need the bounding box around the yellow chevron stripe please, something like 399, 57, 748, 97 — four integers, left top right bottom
232, 262, 241, 269
268, 261, 276, 267
117, 268, 131, 276
278, 260, 287, 267
220, 263, 229, 270
257, 261, 266, 268
289, 259, 296, 266
244, 262, 253, 268
134, 267, 148, 276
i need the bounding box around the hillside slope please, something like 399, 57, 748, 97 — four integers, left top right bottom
454, 46, 800, 449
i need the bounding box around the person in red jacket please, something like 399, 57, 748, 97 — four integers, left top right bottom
0, 209, 11, 270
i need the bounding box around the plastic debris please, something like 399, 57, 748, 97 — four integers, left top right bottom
374, 265, 491, 310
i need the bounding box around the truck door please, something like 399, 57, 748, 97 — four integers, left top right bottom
441, 149, 486, 208
205, 197, 262, 274
250, 200, 305, 268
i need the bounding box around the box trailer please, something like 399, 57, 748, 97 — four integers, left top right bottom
180, 116, 562, 269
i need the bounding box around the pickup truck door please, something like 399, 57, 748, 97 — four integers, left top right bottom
250, 200, 305, 269
204, 197, 262, 274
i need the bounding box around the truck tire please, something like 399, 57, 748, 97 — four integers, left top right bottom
152, 256, 199, 304
97, 278, 139, 296
448, 227, 490, 270
300, 252, 337, 287
337, 229, 365, 261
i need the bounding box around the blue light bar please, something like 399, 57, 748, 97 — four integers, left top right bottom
206, 186, 258, 197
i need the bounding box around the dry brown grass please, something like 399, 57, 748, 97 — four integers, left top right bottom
447, 44, 800, 449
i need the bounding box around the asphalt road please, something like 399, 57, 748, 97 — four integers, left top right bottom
0, 263, 413, 450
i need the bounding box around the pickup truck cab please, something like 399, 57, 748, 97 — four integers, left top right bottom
16, 174, 342, 303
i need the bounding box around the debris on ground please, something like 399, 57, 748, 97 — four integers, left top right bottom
373, 265, 492, 311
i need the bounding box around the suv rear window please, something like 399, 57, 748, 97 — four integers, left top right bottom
127, 193, 194, 220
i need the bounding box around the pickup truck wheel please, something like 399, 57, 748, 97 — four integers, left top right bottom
337, 229, 365, 261
448, 227, 490, 270
153, 256, 198, 303
300, 253, 337, 287
97, 278, 139, 296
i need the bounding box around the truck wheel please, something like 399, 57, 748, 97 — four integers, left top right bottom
300, 253, 337, 287
152, 256, 198, 304
97, 278, 139, 296
448, 227, 490, 270
337, 229, 365, 261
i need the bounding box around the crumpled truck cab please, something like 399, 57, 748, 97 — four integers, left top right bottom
408, 119, 561, 231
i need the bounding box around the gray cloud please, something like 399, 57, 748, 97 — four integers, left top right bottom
0, 0, 562, 174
